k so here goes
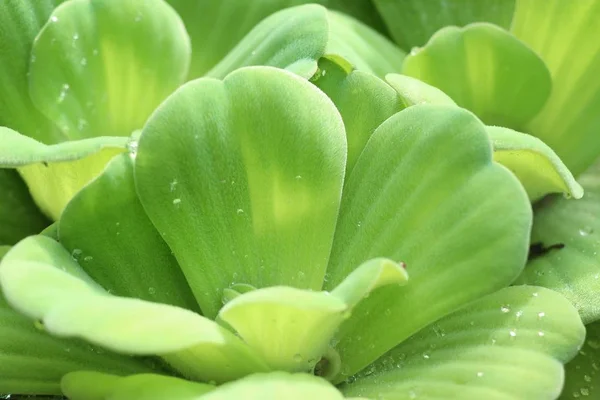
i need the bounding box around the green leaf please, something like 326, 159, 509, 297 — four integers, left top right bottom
561, 320, 600, 399
135, 66, 346, 318
488, 126, 583, 201
341, 286, 585, 400
311, 57, 404, 176
62, 371, 214, 400
324, 105, 532, 380
0, 0, 63, 144
0, 236, 269, 383
515, 161, 600, 325
199, 372, 345, 400
166, 0, 388, 79
58, 153, 198, 311
0, 169, 49, 245
29, 0, 190, 141
218, 258, 407, 373
0, 292, 153, 395
0, 126, 127, 219
385, 74, 457, 107
206, 5, 404, 80
403, 23, 551, 129
372, 0, 515, 50
511, 0, 600, 176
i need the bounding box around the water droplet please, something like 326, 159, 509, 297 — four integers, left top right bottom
73, 33, 79, 40
71, 248, 82, 260
532, 292, 539, 297
537, 311, 546, 319
573, 391, 581, 398
580, 226, 594, 236
584, 375, 592, 383
77, 118, 88, 131
31, 54, 36, 63
51, 15, 59, 23
509, 329, 517, 338
170, 179, 178, 192
384, 308, 392, 316
581, 387, 590, 396
173, 198, 181, 205
422, 352, 430, 360
500, 305, 510, 313
515, 310, 523, 319
298, 271, 306, 280
476, 372, 484, 378
295, 175, 302, 180
83, 256, 93, 262
588, 340, 600, 350
357, 221, 362, 228
293, 354, 303, 362
148, 287, 156, 295
538, 331, 545, 337
58, 83, 70, 103
92, 48, 99, 56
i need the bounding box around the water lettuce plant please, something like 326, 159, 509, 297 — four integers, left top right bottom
0, 0, 599, 399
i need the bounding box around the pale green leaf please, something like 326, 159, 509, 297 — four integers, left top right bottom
342, 286, 585, 400
311, 57, 404, 176
325, 105, 532, 380
0, 235, 269, 383
515, 161, 600, 324
62, 371, 214, 400
58, 153, 198, 311
385, 74, 456, 107
0, 0, 63, 144
511, 0, 600, 176
29, 0, 190, 141
403, 23, 551, 129
135, 66, 346, 318
372, 0, 515, 50
488, 126, 583, 201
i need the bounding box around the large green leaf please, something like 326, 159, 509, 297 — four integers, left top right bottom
62, 371, 214, 400
0, 126, 127, 220
488, 126, 583, 201
217, 259, 407, 374
29, 0, 190, 141
0, 169, 49, 245
0, 236, 269, 384
341, 286, 585, 399
561, 320, 600, 399
511, 0, 600, 176
515, 161, 600, 325
58, 154, 198, 310
372, 0, 515, 50
311, 57, 404, 176
166, 0, 388, 79
0, 0, 63, 144
403, 23, 551, 129
0, 292, 153, 395
324, 105, 532, 380
206, 5, 404, 81
135, 67, 346, 318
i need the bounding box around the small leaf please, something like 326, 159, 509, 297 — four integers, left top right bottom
199, 372, 345, 400
59, 153, 198, 311
560, 320, 600, 399
62, 371, 214, 400
135, 66, 346, 318
0, 293, 153, 396
372, 0, 515, 50
0, 169, 49, 245
0, 126, 127, 219
385, 74, 456, 107
218, 258, 406, 373
488, 126, 583, 201
325, 105, 532, 380
342, 286, 584, 399
29, 0, 190, 141
511, 0, 600, 176
403, 23, 552, 129
515, 161, 600, 324
311, 57, 404, 176
206, 5, 404, 80
0, 236, 269, 383
166, 0, 388, 79
0, 0, 63, 143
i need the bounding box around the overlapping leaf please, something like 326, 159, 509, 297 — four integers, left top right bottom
561, 320, 600, 399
